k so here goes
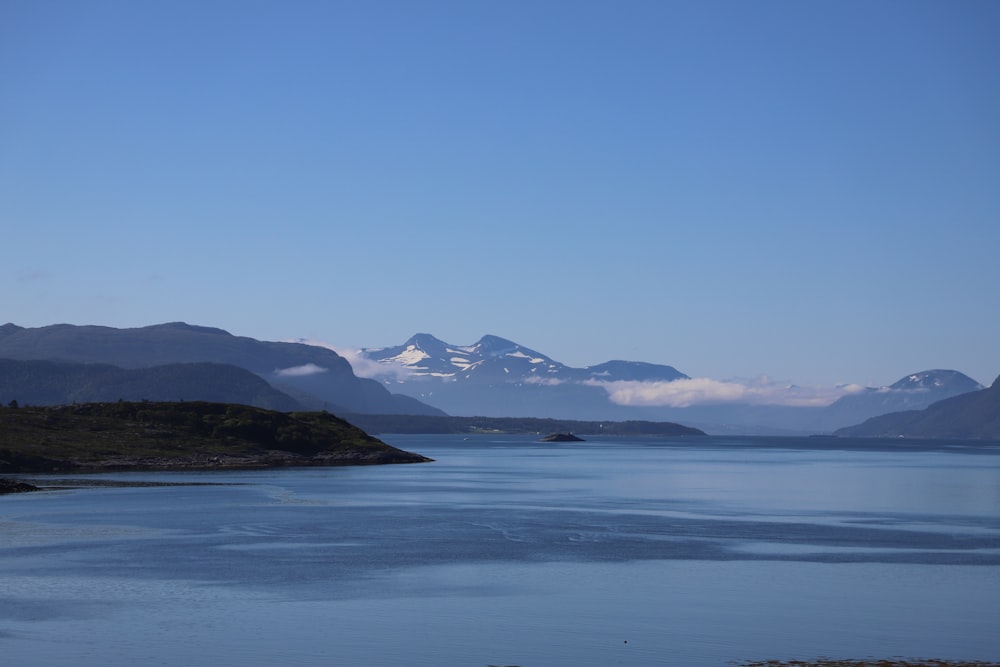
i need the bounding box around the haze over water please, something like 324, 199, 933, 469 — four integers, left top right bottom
3, 435, 999, 666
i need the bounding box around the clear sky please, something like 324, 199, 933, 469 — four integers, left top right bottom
2, 0, 998, 393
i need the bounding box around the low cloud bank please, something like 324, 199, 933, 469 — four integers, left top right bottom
585, 377, 867, 408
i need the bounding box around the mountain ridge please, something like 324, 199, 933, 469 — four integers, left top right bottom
0, 323, 443, 416
358, 333, 983, 434
814, 369, 984, 432
2, 323, 987, 436
834, 375, 1000, 439
364, 333, 689, 384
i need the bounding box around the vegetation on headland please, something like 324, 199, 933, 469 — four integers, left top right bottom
0, 400, 431, 476
342, 413, 706, 436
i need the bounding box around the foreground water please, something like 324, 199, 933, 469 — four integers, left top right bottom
2, 435, 999, 666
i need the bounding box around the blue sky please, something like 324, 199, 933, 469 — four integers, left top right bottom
2, 0, 998, 394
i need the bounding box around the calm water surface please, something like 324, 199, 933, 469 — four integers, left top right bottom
2, 435, 999, 666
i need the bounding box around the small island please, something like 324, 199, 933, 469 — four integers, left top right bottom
540, 433, 585, 442
0, 400, 431, 479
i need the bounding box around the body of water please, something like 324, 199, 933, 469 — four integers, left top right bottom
2, 435, 999, 666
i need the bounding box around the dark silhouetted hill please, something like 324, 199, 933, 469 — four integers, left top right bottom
0, 323, 443, 416
0, 359, 303, 411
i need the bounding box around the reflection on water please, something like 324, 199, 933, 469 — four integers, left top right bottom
2, 435, 999, 666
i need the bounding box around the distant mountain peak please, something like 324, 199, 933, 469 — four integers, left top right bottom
583, 360, 688, 382
405, 333, 446, 347
887, 369, 983, 392
472, 334, 519, 354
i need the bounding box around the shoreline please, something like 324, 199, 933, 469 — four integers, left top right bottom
736, 660, 1000, 666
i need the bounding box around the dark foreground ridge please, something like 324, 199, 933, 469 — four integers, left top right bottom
0, 401, 431, 475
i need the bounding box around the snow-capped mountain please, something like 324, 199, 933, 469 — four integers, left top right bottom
360, 333, 689, 421
364, 334, 566, 381
887, 369, 982, 393
362, 334, 689, 385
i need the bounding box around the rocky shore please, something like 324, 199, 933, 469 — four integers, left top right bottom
0, 478, 39, 494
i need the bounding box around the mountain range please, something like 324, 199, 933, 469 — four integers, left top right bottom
1, 323, 992, 438
361, 333, 985, 434
364, 333, 688, 384
361, 333, 693, 423
834, 374, 1000, 439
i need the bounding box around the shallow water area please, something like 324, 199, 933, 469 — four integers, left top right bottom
2, 435, 999, 666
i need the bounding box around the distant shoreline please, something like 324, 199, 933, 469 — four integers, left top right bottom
343, 412, 706, 436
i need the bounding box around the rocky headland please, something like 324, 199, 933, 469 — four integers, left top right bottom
0, 400, 431, 477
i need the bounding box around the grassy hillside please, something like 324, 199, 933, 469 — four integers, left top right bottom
0, 401, 431, 473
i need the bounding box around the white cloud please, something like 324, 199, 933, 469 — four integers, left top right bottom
341, 349, 416, 380
286, 338, 414, 381
584, 377, 868, 408
274, 363, 328, 377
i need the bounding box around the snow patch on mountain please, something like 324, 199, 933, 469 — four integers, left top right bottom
507, 350, 547, 363
386, 346, 431, 367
